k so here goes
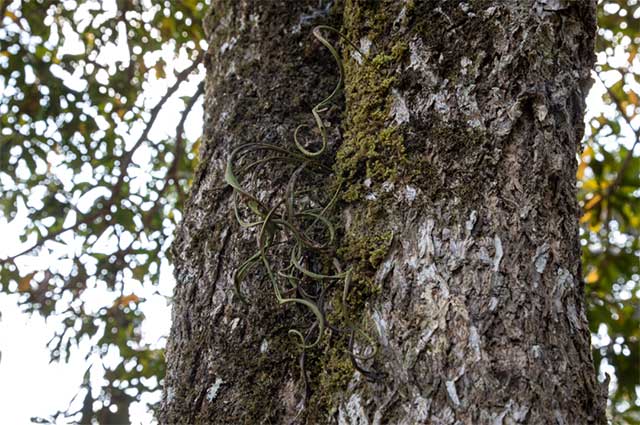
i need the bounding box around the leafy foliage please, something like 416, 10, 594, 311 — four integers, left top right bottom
0, 0, 207, 422
580, 1, 640, 422
0, 0, 637, 423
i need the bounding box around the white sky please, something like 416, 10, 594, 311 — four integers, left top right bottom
0, 55, 204, 424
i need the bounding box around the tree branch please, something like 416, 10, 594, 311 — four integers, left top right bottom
584, 73, 640, 214
0, 208, 105, 264
142, 81, 205, 228
1, 55, 203, 263
109, 53, 204, 203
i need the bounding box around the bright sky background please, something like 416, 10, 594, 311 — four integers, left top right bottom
0, 15, 636, 424
0, 2, 206, 422
0, 54, 204, 423
0, 103, 203, 424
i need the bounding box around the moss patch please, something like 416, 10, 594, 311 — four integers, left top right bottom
303, 334, 355, 421
336, 2, 409, 201
301, 2, 412, 417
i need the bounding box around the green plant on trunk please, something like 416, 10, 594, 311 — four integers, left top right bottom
225, 26, 381, 395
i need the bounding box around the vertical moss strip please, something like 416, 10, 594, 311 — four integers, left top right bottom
337, 1, 408, 201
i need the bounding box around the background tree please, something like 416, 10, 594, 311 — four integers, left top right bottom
0, 0, 637, 423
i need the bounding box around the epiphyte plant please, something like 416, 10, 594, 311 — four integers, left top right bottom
224, 25, 381, 388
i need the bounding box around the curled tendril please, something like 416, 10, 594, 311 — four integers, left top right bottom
226, 26, 380, 386
293, 25, 362, 157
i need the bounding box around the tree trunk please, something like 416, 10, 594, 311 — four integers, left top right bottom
161, 1, 607, 424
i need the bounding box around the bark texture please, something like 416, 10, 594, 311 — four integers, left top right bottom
161, 1, 607, 424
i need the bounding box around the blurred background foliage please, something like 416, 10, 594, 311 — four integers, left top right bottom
0, 0, 637, 423
0, 0, 207, 422
583, 1, 640, 423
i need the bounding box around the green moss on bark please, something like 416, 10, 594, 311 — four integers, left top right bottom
334, 1, 406, 309
301, 3, 411, 416
336, 55, 407, 192
336, 2, 408, 201
303, 336, 355, 421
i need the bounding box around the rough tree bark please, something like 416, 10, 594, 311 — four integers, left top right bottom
161, 1, 607, 424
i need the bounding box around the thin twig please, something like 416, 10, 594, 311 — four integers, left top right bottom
109, 54, 204, 203
584, 73, 640, 214
0, 55, 203, 262
142, 81, 205, 227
